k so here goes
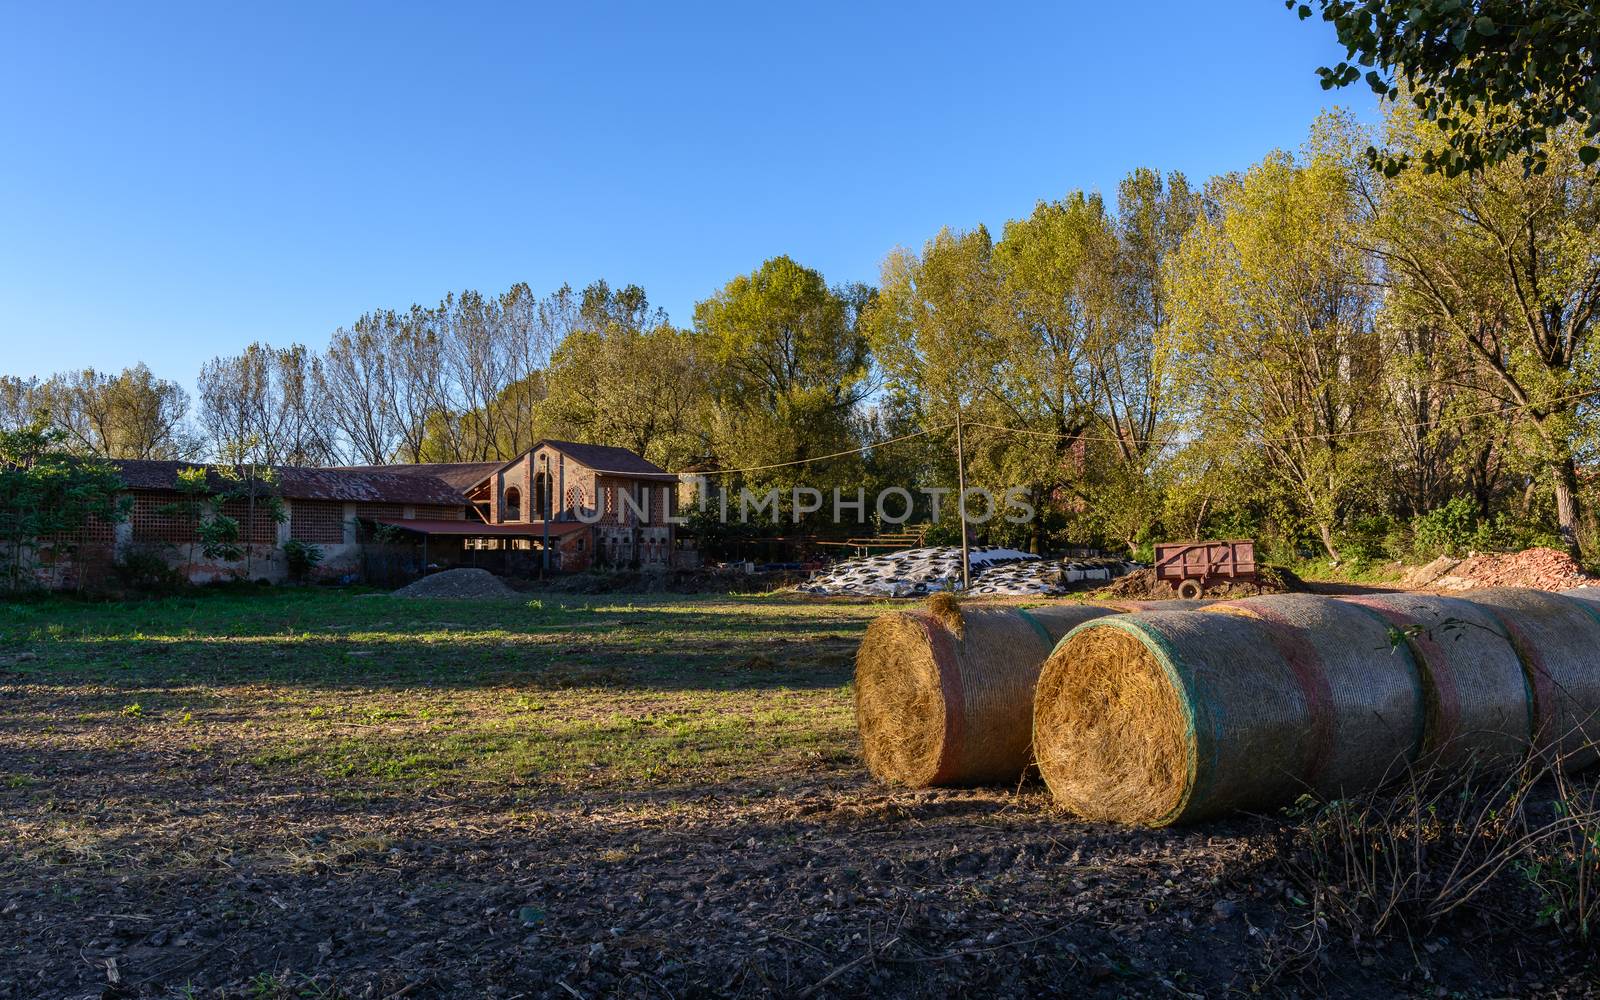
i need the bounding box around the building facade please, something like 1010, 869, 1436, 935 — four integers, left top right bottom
11, 440, 680, 588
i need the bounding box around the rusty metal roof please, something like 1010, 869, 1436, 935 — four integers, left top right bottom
112, 460, 469, 506
374, 519, 589, 537
329, 461, 503, 492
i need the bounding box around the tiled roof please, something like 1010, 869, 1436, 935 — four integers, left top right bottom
539, 440, 674, 478
111, 460, 468, 506
330, 462, 503, 492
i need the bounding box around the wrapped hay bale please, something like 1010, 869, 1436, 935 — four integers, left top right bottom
1035, 596, 1422, 826
1460, 588, 1600, 768
1339, 593, 1531, 767
854, 600, 1119, 786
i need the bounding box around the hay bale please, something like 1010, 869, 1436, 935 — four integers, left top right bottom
1340, 593, 1530, 768
853, 602, 1119, 787
1035, 595, 1422, 825
1459, 587, 1600, 768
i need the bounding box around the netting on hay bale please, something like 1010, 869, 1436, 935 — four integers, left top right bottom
1460, 587, 1600, 769
853, 601, 1119, 787
1034, 596, 1423, 826
1340, 593, 1531, 769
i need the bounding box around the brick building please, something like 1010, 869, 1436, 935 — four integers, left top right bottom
18, 440, 680, 587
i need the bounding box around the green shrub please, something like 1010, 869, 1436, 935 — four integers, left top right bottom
112, 546, 185, 593
282, 539, 324, 582
1410, 497, 1479, 559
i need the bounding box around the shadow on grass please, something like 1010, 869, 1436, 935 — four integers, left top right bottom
0, 590, 877, 693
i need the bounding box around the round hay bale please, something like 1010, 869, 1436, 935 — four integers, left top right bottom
1035, 596, 1423, 825
1459, 587, 1600, 768
1204, 594, 1423, 794
1340, 593, 1530, 768
853, 602, 1118, 787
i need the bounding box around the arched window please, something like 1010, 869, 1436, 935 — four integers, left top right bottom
504, 486, 521, 521
533, 471, 552, 519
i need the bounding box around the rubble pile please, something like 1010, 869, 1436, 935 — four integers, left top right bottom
1426, 547, 1596, 592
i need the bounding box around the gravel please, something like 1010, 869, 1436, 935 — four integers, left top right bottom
391, 568, 520, 599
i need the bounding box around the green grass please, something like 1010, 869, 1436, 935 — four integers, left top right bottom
0, 588, 892, 793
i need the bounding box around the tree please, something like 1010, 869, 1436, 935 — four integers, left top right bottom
1362, 105, 1600, 554
37, 365, 194, 459
0, 377, 41, 432
159, 466, 244, 570
539, 281, 711, 470
0, 421, 128, 590
198, 344, 333, 465
1164, 139, 1385, 560
694, 257, 872, 500
319, 313, 405, 464
1293, 0, 1600, 174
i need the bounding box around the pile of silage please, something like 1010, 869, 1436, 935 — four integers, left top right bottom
853, 600, 1120, 787
1465, 587, 1600, 768
1340, 593, 1530, 768
1033, 595, 1423, 826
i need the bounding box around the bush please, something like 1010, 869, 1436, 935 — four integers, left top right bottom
282, 539, 324, 583
1410, 496, 1480, 559
1332, 514, 1398, 566
112, 546, 185, 593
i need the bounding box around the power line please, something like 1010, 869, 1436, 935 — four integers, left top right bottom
584, 387, 1598, 479
585, 425, 950, 479
970, 386, 1600, 448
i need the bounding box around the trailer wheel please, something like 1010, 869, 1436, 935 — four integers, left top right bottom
1177, 579, 1203, 600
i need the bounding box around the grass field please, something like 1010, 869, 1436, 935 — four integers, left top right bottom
2, 588, 1594, 999
1, 590, 879, 798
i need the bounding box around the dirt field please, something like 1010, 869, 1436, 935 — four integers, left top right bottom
1, 590, 1594, 998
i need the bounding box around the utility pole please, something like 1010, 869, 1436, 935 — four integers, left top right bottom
540, 453, 551, 573
954, 402, 970, 590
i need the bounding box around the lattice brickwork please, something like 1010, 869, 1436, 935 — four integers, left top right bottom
217, 499, 280, 545
130, 492, 196, 545
356, 503, 408, 522
414, 504, 466, 520
290, 500, 345, 544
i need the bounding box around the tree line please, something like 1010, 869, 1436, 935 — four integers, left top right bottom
5, 98, 1599, 565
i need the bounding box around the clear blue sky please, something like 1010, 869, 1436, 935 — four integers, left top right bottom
0, 2, 1372, 391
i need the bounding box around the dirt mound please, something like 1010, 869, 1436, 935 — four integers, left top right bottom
392, 568, 519, 599
1094, 564, 1301, 600
1424, 547, 1594, 592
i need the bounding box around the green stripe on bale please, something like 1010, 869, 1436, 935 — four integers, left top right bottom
1340, 593, 1531, 769
853, 602, 1122, 787
1459, 588, 1600, 770
1034, 596, 1427, 826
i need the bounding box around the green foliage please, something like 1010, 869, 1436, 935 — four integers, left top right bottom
1410, 496, 1480, 559
281, 539, 324, 582
1293, 0, 1600, 174
112, 544, 186, 593
0, 420, 129, 590
694, 256, 871, 497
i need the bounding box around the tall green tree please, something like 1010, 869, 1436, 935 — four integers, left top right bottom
540, 281, 710, 470
694, 256, 872, 498
1164, 138, 1385, 560
1364, 106, 1600, 554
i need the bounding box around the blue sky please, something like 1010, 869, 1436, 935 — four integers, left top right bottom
0, 2, 1373, 390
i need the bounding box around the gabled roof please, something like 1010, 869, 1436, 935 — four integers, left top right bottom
330, 461, 503, 493
536, 440, 675, 479
111, 460, 468, 506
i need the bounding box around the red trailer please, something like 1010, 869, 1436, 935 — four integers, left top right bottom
1153, 539, 1257, 599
